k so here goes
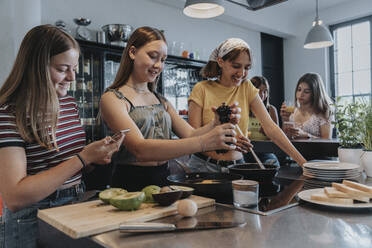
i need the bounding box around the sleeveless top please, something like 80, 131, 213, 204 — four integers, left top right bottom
289, 110, 330, 138
107, 89, 172, 164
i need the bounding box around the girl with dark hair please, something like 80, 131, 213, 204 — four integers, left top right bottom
187, 38, 306, 172
100, 27, 244, 191
249, 76, 279, 138
280, 72, 333, 139
245, 76, 280, 166
0, 24, 123, 247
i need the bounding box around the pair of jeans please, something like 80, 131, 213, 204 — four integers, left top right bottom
187, 154, 244, 173
0, 182, 85, 248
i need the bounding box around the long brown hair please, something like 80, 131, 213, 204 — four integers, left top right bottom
294, 73, 333, 118
201, 47, 251, 78
108, 26, 166, 92
251, 76, 270, 108
0, 24, 79, 149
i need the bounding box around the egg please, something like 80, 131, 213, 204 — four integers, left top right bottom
177, 199, 198, 217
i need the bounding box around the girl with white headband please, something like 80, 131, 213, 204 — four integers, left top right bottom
187, 38, 307, 172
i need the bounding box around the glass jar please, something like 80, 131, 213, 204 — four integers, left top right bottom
232, 180, 259, 208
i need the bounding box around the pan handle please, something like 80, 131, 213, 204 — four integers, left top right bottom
174, 159, 192, 174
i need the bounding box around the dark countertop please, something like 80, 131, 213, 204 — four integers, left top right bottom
251, 138, 340, 160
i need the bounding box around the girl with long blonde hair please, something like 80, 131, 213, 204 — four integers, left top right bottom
0, 25, 122, 247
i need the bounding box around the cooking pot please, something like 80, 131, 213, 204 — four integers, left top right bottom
228, 163, 280, 197
167, 172, 243, 203
101, 24, 133, 43
228, 163, 279, 184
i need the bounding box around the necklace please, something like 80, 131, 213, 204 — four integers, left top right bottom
125, 84, 151, 94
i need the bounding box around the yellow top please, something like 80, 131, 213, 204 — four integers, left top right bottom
188, 80, 258, 137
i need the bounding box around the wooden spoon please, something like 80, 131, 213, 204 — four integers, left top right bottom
235, 125, 266, 170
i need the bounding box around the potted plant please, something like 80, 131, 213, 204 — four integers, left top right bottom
361, 102, 372, 176
333, 99, 365, 166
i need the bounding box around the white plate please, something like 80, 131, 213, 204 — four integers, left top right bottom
304, 167, 360, 174
303, 162, 360, 171
303, 173, 362, 181
303, 170, 361, 176
303, 171, 361, 177
303, 172, 361, 178
298, 188, 372, 209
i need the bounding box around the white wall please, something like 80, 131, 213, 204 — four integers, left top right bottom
0, 0, 261, 86
40, 0, 261, 76
1, 0, 371, 98
0, 0, 41, 84
283, 0, 372, 101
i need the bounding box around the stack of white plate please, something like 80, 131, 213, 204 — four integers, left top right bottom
303, 161, 362, 182
302, 178, 332, 190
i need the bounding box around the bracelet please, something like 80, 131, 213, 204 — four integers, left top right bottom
198, 136, 206, 152
76, 153, 87, 169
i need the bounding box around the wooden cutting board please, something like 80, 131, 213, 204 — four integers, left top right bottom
38, 195, 214, 239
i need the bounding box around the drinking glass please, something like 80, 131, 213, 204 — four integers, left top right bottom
285, 100, 295, 113
283, 121, 295, 139
178, 42, 185, 56
169, 41, 177, 55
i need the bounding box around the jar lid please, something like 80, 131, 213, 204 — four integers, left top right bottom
232, 180, 258, 191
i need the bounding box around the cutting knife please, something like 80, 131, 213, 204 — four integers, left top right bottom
119, 221, 246, 233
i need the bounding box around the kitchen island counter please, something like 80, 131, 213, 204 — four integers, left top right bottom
89, 201, 372, 248
38, 174, 372, 248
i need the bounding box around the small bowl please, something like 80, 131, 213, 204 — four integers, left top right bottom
152, 190, 182, 206
170, 185, 194, 199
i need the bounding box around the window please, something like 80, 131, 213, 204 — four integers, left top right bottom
330, 16, 372, 105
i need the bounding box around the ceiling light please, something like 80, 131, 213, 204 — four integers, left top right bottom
183, 0, 225, 19
304, 0, 334, 49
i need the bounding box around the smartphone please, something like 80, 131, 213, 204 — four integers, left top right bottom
111, 128, 130, 142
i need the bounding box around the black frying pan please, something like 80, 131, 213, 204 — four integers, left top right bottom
228, 163, 279, 184
167, 172, 243, 203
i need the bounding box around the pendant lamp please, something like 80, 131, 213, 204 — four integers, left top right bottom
304, 0, 334, 49
183, 0, 225, 19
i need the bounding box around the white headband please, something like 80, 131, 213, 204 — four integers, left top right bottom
209, 38, 251, 62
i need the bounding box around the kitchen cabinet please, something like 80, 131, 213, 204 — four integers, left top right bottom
159, 56, 206, 116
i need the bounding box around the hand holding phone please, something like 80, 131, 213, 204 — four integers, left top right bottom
111, 129, 130, 143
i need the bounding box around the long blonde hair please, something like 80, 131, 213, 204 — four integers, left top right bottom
108, 26, 166, 92
0, 24, 80, 149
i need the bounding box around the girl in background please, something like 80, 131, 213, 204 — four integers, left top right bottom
280, 73, 333, 139
245, 76, 280, 166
